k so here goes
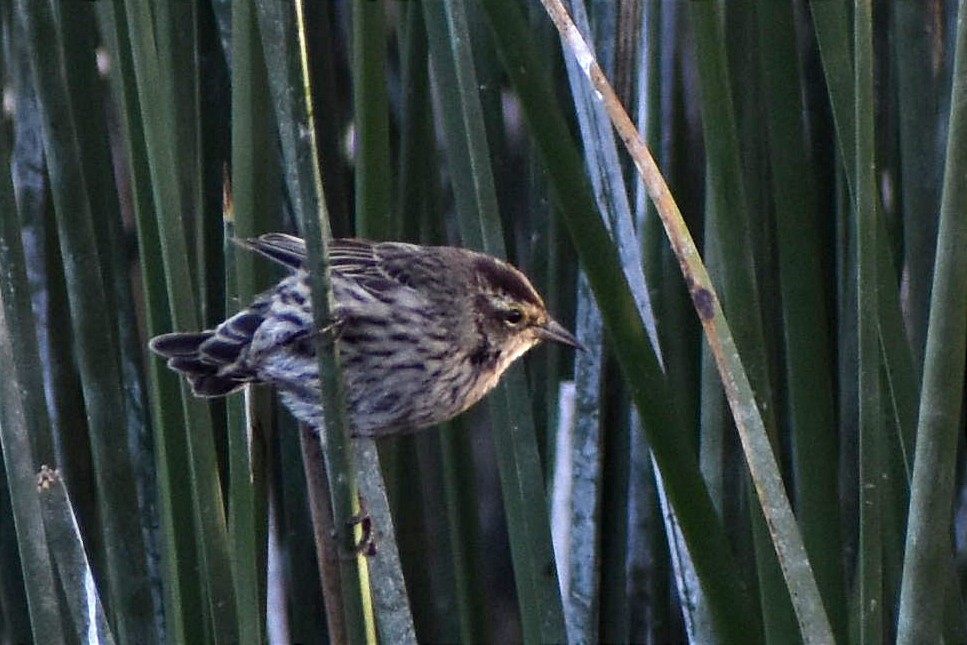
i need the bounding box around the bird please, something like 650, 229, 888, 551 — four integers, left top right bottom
149, 233, 581, 437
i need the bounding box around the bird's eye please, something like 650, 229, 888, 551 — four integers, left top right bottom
502, 307, 525, 326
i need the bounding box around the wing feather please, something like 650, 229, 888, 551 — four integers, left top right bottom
234, 233, 307, 269
237, 234, 435, 300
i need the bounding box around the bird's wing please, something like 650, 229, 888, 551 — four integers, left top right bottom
238, 235, 431, 299
331, 240, 431, 298
328, 239, 381, 275
235, 235, 380, 274
235, 233, 307, 270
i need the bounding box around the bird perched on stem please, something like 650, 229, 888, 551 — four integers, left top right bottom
150, 234, 581, 437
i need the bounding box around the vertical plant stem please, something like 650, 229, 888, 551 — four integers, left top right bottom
686, 5, 796, 640
854, 2, 882, 643
754, 2, 846, 639
298, 426, 348, 644
0, 310, 65, 645
352, 0, 392, 239
897, 1, 967, 641
424, 1, 568, 641
254, 0, 375, 639
16, 1, 155, 639
351, 440, 417, 643
535, 0, 833, 640
481, 0, 762, 641
37, 468, 116, 644
118, 0, 239, 637
0, 107, 64, 642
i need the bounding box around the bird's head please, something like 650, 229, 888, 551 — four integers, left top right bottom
470, 254, 582, 372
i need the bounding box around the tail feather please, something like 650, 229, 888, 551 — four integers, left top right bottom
187, 374, 247, 397
150, 243, 291, 398
150, 312, 262, 397
149, 331, 213, 357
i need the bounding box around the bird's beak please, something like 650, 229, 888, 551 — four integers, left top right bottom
537, 318, 585, 351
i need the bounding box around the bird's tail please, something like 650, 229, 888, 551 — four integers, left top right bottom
149, 308, 265, 397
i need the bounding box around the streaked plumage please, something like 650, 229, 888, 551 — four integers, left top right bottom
150, 234, 579, 437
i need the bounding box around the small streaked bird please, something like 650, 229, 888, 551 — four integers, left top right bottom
149, 234, 580, 437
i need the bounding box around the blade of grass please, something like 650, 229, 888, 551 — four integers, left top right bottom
347, 4, 416, 637
480, 0, 763, 641
438, 420, 492, 644
0, 68, 65, 643
557, 3, 687, 642
687, 6, 799, 639
395, 7, 472, 640
59, 9, 165, 633
893, 2, 948, 373
37, 467, 116, 644
197, 4, 232, 333
222, 233, 267, 645
556, 275, 604, 644
304, 0, 352, 237
116, 0, 240, 638
279, 422, 328, 642
253, 0, 377, 640
555, 2, 620, 641
0, 67, 55, 474
810, 6, 925, 624
16, 1, 156, 639
95, 2, 206, 640
298, 425, 349, 643
811, 13, 938, 632
424, 1, 568, 640
897, 1, 967, 640
395, 0, 437, 242
854, 3, 883, 644
392, 10, 468, 632
226, 0, 279, 640
754, 2, 846, 639
0, 461, 31, 643
422, 0, 503, 251
0, 306, 65, 645
352, 0, 392, 239
352, 440, 417, 643
152, 0, 205, 307
636, 8, 711, 639
387, 432, 457, 642
810, 7, 919, 463
534, 0, 836, 640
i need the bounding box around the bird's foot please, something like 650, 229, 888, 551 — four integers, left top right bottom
348, 511, 376, 557
341, 496, 376, 557
317, 316, 346, 341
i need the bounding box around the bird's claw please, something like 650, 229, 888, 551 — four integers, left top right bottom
349, 511, 376, 557
343, 497, 376, 557
317, 316, 346, 342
